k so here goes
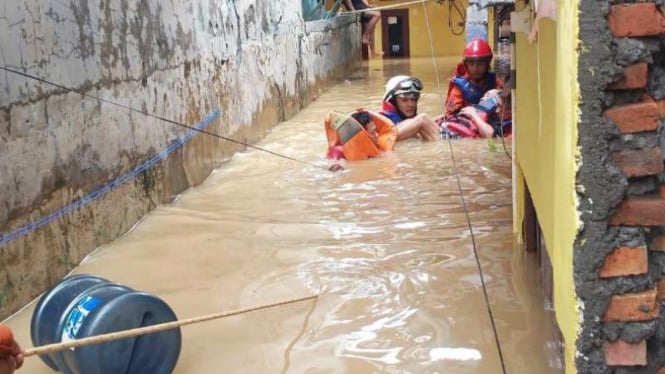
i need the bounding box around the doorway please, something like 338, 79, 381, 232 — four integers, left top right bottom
381, 9, 410, 58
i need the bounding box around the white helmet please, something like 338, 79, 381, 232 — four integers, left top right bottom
383, 75, 423, 102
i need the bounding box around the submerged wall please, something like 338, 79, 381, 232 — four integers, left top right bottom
0, 1, 359, 318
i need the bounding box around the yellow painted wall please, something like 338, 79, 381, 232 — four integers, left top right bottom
374, 0, 468, 57
327, 0, 468, 57
513, 2, 580, 374
325, 1, 467, 57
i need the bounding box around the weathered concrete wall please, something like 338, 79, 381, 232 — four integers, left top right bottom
576, 2, 665, 372
0, 1, 359, 317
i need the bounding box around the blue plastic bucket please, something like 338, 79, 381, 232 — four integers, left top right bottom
30, 274, 181, 374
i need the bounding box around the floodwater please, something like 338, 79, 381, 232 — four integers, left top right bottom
5, 57, 563, 373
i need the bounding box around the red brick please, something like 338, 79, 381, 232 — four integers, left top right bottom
658, 278, 665, 301
609, 63, 648, 90
658, 100, 665, 119
611, 196, 665, 226
652, 235, 665, 252
603, 289, 659, 322
646, 94, 665, 118
607, 3, 665, 37
604, 103, 660, 133
599, 246, 648, 278
612, 147, 664, 177
604, 339, 647, 366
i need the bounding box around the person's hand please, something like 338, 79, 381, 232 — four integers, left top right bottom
459, 107, 479, 119
0, 326, 24, 374
432, 114, 446, 125
480, 89, 501, 102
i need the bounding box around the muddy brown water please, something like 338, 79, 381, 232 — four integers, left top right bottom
5, 58, 563, 373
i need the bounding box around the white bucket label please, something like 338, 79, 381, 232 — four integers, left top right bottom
61, 295, 102, 349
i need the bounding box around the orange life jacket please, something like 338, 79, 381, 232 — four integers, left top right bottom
325, 109, 397, 161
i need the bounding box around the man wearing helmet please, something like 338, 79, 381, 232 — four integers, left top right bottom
380, 75, 440, 141
445, 38, 503, 117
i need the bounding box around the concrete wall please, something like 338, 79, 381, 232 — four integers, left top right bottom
0, 0, 359, 318
512, 3, 580, 373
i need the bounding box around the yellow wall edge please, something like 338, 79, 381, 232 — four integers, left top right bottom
513, 3, 580, 374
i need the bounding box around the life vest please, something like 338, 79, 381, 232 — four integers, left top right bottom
379, 101, 406, 125
324, 109, 397, 161
447, 63, 498, 107
440, 109, 512, 139
440, 115, 481, 138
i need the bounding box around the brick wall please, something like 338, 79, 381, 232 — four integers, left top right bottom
600, 3, 665, 371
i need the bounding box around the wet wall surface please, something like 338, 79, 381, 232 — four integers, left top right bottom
0, 1, 358, 318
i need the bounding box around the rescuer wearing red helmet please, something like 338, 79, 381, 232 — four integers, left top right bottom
444, 38, 503, 117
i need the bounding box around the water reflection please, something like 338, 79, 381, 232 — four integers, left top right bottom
4, 58, 563, 373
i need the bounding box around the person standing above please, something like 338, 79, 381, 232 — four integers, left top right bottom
381, 75, 440, 141
343, 0, 381, 56
445, 38, 503, 117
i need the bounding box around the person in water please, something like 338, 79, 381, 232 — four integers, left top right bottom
325, 109, 397, 161
437, 79, 512, 139
445, 38, 503, 117
0, 325, 23, 374
380, 75, 440, 141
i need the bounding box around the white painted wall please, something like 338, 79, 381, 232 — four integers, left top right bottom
0, 0, 358, 224
0, 0, 359, 316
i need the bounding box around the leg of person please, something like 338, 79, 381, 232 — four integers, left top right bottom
362, 10, 380, 45
368, 28, 383, 57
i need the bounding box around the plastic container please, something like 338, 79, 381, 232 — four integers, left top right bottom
30, 274, 181, 374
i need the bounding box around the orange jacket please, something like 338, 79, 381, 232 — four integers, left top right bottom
325, 109, 397, 161
445, 63, 503, 116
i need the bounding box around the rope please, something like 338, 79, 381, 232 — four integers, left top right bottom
421, 3, 507, 373
23, 294, 318, 358
0, 109, 220, 247
0, 66, 335, 173
448, 0, 466, 36
0, 65, 342, 245
340, 0, 434, 15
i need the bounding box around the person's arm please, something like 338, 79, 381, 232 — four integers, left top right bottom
362, 0, 372, 7
0, 325, 24, 374
459, 107, 495, 138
